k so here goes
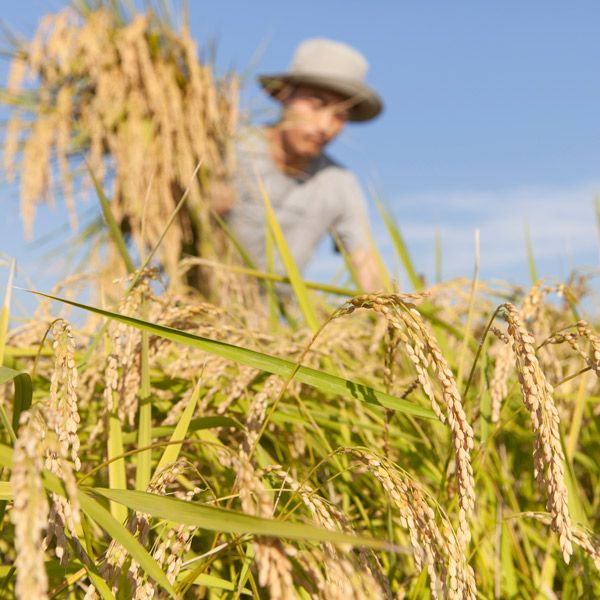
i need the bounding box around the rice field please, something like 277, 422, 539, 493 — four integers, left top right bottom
1, 2, 600, 599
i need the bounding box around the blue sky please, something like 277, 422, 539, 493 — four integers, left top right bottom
2, 1, 600, 309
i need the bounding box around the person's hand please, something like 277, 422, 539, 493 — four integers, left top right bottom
349, 247, 384, 292
209, 179, 236, 216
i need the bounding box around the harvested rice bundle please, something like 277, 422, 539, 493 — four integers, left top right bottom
3, 2, 238, 285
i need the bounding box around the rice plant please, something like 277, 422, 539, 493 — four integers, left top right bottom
1, 2, 599, 599
0, 252, 598, 598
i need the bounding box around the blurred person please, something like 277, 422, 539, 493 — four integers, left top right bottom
217, 38, 384, 292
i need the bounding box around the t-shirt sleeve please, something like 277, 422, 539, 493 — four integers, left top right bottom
331, 171, 371, 254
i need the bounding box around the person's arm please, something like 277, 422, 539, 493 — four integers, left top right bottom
332, 171, 386, 292
349, 246, 383, 292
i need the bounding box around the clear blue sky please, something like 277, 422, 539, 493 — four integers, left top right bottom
2, 1, 600, 311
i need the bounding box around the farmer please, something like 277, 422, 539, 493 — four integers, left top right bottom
220, 38, 383, 291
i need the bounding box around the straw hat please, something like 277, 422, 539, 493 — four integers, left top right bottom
258, 38, 383, 122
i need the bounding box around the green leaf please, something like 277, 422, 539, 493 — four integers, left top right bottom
330, 228, 363, 292
265, 225, 281, 330
135, 328, 152, 491
84, 568, 116, 600
192, 258, 360, 297
39, 470, 176, 597
0, 258, 15, 366
364, 222, 394, 291
0, 481, 11, 500
408, 564, 429, 599
501, 522, 518, 598
374, 195, 422, 291
0, 271, 18, 518
30, 291, 436, 420
88, 164, 136, 275
154, 381, 200, 475
71, 488, 176, 597
258, 175, 320, 332
561, 428, 589, 527
107, 413, 127, 522
524, 219, 538, 285
0, 444, 13, 467
0, 459, 177, 598
190, 573, 251, 595
121, 416, 241, 444
91, 487, 404, 552
0, 366, 32, 442
210, 207, 257, 270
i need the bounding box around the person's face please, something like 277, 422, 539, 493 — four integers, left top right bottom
278, 85, 350, 158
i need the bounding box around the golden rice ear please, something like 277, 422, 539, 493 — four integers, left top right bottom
4, 6, 238, 289
502, 303, 574, 563
333, 292, 476, 551
10, 406, 51, 599
344, 448, 476, 600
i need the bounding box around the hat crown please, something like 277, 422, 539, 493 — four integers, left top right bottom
289, 38, 369, 83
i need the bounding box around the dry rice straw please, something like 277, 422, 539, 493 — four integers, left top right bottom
4, 6, 237, 283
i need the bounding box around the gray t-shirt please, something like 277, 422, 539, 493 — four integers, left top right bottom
226, 130, 370, 273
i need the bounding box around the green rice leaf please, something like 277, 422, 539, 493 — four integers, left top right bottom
30, 291, 436, 420
0, 258, 15, 367
88, 164, 136, 275
210, 207, 257, 270
0, 444, 12, 468
0, 481, 11, 501
154, 381, 201, 475
500, 522, 518, 598
40, 473, 177, 598
330, 228, 362, 291
524, 219, 538, 285
192, 258, 360, 296
91, 487, 404, 552
189, 573, 251, 595
76, 493, 176, 598
257, 175, 320, 332
108, 413, 127, 522
265, 225, 281, 330
0, 462, 176, 598
135, 327, 152, 491
0, 366, 32, 442
105, 332, 127, 520
121, 416, 241, 444
374, 195, 422, 291
364, 222, 394, 291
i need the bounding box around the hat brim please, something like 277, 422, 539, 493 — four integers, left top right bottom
258, 73, 383, 122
